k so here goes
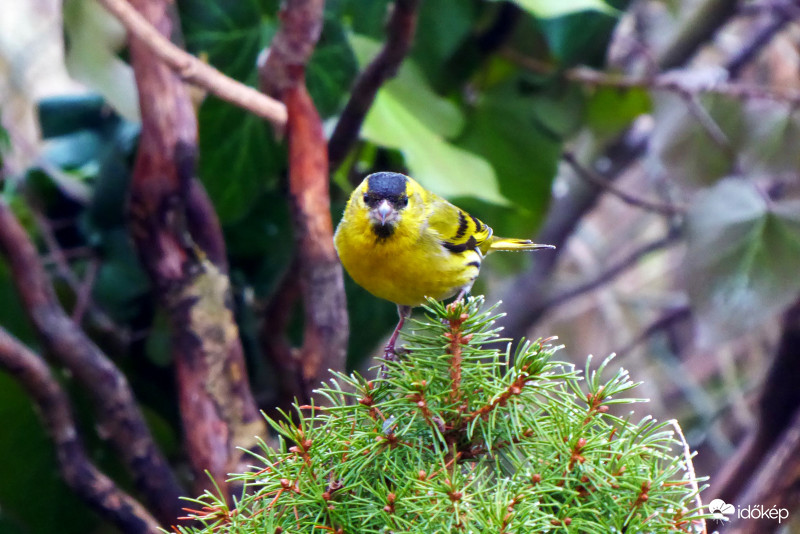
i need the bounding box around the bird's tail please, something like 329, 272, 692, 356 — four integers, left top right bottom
488, 238, 556, 252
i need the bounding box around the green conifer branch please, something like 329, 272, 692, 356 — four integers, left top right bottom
172, 297, 714, 533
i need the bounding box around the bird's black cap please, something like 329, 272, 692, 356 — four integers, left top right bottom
367, 172, 408, 198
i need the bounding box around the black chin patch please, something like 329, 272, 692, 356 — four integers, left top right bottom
367, 172, 408, 197
372, 223, 395, 241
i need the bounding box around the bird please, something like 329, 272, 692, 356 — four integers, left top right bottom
333, 171, 554, 360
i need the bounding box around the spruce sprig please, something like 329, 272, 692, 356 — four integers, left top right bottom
174, 296, 712, 533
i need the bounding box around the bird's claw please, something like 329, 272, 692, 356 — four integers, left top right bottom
383, 345, 408, 362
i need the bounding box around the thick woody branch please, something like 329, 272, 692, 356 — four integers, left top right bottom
714, 300, 800, 511
95, 0, 287, 126
727, 408, 800, 533
258, 0, 349, 400
0, 201, 184, 526
126, 0, 264, 493
328, 0, 420, 171
0, 327, 161, 534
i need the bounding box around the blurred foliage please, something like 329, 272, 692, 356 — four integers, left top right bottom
2, 0, 800, 530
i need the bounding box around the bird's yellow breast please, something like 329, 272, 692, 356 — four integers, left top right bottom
334, 208, 479, 307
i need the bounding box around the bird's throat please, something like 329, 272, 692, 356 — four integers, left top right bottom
371, 223, 395, 240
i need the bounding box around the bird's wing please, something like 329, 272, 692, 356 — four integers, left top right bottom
425, 193, 493, 254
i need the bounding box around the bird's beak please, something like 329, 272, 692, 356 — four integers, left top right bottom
377, 200, 394, 225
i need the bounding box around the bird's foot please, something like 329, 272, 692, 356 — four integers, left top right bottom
383, 344, 408, 362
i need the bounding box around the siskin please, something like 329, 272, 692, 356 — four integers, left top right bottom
334, 172, 554, 359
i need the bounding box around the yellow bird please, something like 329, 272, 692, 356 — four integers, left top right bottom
334, 172, 554, 359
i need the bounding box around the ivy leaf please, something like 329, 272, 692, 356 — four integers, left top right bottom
180, 0, 283, 223
459, 81, 561, 222
63, 0, 140, 122
350, 34, 506, 205
649, 92, 745, 186
499, 0, 614, 19
306, 18, 359, 118
585, 86, 651, 139
740, 101, 800, 176
685, 179, 800, 345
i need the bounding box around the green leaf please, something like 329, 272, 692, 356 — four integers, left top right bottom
500, 0, 614, 19
585, 86, 651, 139
411, 0, 475, 82
685, 179, 800, 345
306, 17, 359, 118
537, 9, 621, 67
180, 0, 284, 222
740, 101, 800, 176
649, 93, 745, 186
458, 81, 560, 221
350, 34, 506, 205
63, 0, 140, 122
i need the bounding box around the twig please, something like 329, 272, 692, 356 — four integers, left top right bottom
0, 327, 162, 534
328, 0, 420, 171
94, 0, 287, 126
725, 2, 798, 77
656, 0, 739, 70
0, 201, 185, 525
72, 256, 100, 324
562, 151, 685, 215
685, 92, 734, 152
506, 47, 800, 106
615, 306, 691, 360
495, 119, 653, 344
542, 231, 679, 312
669, 419, 708, 534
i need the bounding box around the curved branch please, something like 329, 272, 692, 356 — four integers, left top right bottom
95, 0, 287, 126
328, 0, 420, 171
126, 0, 265, 494
541, 231, 679, 313
258, 0, 349, 400
0, 327, 161, 534
0, 201, 185, 525
562, 151, 684, 215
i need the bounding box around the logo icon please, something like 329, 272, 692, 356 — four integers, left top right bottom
708, 498, 735, 518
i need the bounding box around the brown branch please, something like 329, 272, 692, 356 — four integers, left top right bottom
540, 231, 679, 313
95, 0, 287, 126
656, 0, 739, 70
258, 0, 349, 401
495, 121, 652, 343
0, 201, 184, 525
714, 299, 800, 509
259, 262, 307, 408
126, 0, 265, 495
614, 305, 692, 360
328, 0, 420, 171
508, 48, 800, 106
725, 2, 798, 77
0, 327, 161, 534
727, 406, 800, 533
562, 151, 684, 215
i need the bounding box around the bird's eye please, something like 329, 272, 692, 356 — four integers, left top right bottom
363, 193, 370, 203
398, 196, 409, 207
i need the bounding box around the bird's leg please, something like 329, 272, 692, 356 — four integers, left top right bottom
384, 305, 412, 361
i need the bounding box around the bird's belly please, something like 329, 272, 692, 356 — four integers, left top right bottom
339, 239, 478, 307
